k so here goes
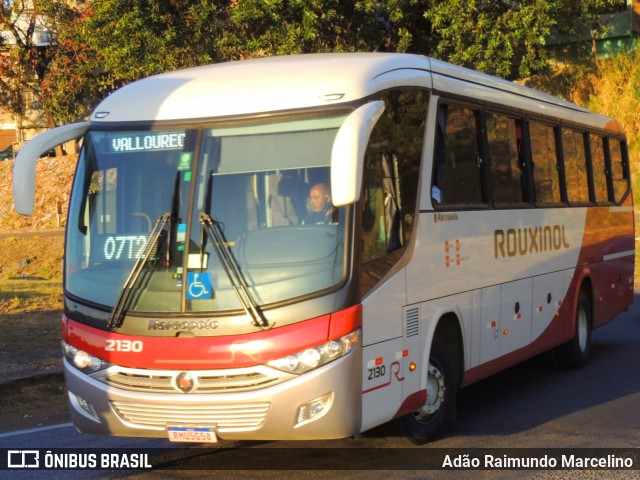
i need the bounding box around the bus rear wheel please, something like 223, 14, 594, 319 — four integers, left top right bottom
400, 340, 457, 444
555, 289, 592, 368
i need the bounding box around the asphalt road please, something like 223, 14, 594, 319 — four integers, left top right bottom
1, 292, 639, 479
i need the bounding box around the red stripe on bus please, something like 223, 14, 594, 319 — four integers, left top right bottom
65, 304, 362, 370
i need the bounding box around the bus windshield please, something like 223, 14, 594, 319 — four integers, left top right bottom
65, 111, 350, 317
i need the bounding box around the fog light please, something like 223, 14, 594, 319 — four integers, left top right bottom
68, 391, 100, 422
295, 392, 333, 428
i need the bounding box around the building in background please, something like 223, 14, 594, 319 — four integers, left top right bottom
597, 0, 640, 55
0, 1, 86, 151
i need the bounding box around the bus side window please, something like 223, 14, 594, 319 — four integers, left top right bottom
434, 103, 485, 207
562, 129, 590, 205
608, 138, 629, 204
360, 88, 427, 296
486, 112, 526, 205
530, 121, 562, 205
590, 134, 610, 204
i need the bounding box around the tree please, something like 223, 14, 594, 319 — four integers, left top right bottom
0, 0, 79, 129
40, 5, 100, 124
80, 0, 227, 85
215, 0, 384, 58
32, 0, 627, 124
359, 1, 626, 79
418, 0, 558, 79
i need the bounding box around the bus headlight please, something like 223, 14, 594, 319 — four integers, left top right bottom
62, 340, 111, 373
267, 329, 359, 374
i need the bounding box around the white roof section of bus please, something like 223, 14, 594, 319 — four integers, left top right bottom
428, 58, 586, 111
90, 53, 432, 123
89, 53, 621, 133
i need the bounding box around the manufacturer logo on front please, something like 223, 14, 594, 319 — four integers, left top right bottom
173, 372, 198, 393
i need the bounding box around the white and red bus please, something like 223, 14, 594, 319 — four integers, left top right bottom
13, 53, 634, 444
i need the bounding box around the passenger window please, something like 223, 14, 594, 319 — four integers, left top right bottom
562, 129, 590, 204
608, 138, 628, 203
590, 134, 610, 204
433, 104, 484, 206
529, 121, 561, 205
360, 88, 427, 296
486, 113, 526, 205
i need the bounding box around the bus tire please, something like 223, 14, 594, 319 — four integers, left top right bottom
555, 289, 592, 368
400, 340, 457, 444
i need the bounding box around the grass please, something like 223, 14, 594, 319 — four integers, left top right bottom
0, 279, 63, 312
0, 236, 68, 430
0, 235, 63, 308
0, 235, 64, 384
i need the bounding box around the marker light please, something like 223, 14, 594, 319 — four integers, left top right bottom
267, 329, 359, 375
62, 341, 111, 373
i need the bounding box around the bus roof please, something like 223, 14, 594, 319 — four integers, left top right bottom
90, 53, 618, 132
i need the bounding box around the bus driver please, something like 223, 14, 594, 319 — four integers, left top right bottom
303, 182, 338, 225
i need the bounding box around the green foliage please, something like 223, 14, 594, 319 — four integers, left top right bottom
0, 0, 631, 123
40, 8, 98, 123
420, 0, 555, 79
0, 0, 81, 124
216, 1, 383, 58
0, 0, 70, 123
84, 0, 225, 81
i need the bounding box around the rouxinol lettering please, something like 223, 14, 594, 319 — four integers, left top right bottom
494, 225, 570, 258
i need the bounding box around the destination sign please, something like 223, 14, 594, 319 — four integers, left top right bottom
102, 235, 148, 261
109, 132, 186, 153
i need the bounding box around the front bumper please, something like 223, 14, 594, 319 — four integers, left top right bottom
64, 348, 362, 441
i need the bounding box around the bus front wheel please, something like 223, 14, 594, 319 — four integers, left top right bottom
400, 340, 457, 444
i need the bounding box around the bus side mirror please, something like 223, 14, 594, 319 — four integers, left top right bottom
330, 101, 385, 207
13, 122, 89, 215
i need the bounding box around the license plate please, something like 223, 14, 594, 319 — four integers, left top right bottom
167, 426, 218, 443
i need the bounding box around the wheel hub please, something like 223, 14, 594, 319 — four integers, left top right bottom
413, 362, 446, 421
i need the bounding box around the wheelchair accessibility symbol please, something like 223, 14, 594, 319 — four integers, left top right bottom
187, 272, 213, 300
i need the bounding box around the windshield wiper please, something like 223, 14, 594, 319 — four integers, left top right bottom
106, 213, 171, 329
199, 212, 270, 329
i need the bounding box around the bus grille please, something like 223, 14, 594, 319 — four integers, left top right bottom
111, 400, 270, 432
104, 370, 285, 393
